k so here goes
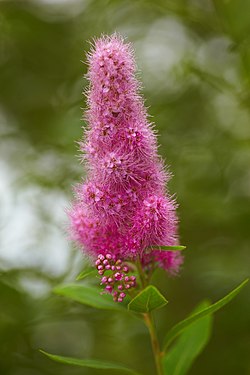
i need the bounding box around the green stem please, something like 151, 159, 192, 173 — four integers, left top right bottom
136, 257, 164, 375
144, 312, 164, 375
136, 257, 147, 288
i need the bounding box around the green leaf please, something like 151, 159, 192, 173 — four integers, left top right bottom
53, 284, 125, 311
128, 285, 168, 313
76, 268, 96, 281
163, 301, 212, 375
151, 245, 186, 252
40, 350, 140, 374
163, 279, 248, 351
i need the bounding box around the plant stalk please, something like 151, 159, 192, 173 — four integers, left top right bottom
136, 257, 147, 288
144, 312, 164, 375
136, 257, 164, 374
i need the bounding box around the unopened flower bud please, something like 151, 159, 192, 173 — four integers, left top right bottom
101, 276, 108, 284
114, 272, 123, 281
105, 285, 113, 293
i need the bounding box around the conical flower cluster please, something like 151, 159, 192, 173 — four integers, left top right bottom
68, 35, 183, 274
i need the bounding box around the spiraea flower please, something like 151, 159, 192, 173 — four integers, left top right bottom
68, 34, 183, 287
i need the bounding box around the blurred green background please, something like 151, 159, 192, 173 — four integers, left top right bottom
0, 0, 249, 374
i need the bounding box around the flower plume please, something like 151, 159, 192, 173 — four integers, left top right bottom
68, 34, 183, 274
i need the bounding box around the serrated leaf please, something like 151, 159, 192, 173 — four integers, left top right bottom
128, 285, 168, 313
152, 245, 186, 252
40, 350, 140, 374
163, 279, 248, 351
53, 284, 125, 311
76, 268, 96, 281
163, 301, 212, 375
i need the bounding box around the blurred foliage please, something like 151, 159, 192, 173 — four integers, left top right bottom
0, 0, 250, 374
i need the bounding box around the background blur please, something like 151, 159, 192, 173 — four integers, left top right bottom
0, 0, 249, 374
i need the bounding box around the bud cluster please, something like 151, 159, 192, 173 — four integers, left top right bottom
95, 253, 136, 302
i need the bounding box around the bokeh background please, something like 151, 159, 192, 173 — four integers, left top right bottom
0, 0, 250, 374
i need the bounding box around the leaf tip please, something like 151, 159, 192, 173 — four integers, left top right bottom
39, 349, 49, 356
239, 278, 249, 290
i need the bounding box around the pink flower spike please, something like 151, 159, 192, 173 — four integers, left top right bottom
68, 34, 183, 280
